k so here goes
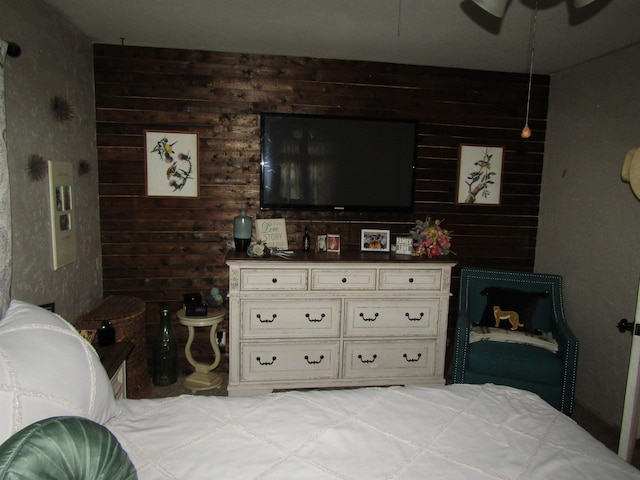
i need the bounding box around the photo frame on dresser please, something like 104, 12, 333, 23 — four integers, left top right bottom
395, 236, 414, 255
360, 229, 390, 252
327, 234, 341, 253
316, 234, 327, 252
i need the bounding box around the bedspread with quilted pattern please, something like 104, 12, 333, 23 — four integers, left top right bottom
107, 384, 640, 479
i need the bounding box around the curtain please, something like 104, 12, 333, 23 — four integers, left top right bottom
0, 40, 12, 319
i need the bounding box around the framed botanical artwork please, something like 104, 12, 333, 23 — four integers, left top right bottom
327, 234, 341, 253
361, 229, 390, 252
145, 130, 199, 198
456, 144, 504, 205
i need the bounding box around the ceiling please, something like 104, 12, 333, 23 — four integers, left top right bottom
42, 0, 640, 75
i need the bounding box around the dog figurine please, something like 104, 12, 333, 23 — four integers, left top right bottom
493, 306, 524, 331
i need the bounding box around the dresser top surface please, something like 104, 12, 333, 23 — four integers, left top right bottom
226, 250, 456, 266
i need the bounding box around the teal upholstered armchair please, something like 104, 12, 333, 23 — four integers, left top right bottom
451, 268, 578, 415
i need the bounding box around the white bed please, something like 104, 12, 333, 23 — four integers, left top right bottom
2, 300, 639, 479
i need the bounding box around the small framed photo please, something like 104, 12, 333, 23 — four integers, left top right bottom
395, 236, 413, 255
316, 234, 327, 252
327, 234, 341, 253
456, 144, 504, 205
361, 229, 390, 252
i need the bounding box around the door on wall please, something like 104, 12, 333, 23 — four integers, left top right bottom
618, 278, 640, 462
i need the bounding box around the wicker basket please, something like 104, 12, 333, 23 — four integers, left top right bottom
77, 296, 150, 398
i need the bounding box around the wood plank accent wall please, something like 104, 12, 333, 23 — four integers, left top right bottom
93, 44, 549, 368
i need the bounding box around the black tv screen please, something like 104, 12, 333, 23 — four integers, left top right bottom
260, 113, 418, 211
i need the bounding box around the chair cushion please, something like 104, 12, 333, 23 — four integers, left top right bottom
479, 287, 549, 332
469, 326, 558, 353
467, 341, 562, 385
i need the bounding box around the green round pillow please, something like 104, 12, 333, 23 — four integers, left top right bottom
0, 416, 136, 479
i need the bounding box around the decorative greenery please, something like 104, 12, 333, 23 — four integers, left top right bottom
78, 159, 92, 176
27, 154, 47, 181
409, 217, 453, 258
51, 95, 74, 122
247, 239, 268, 258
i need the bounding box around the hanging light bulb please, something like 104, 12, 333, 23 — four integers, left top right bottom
521, 0, 538, 139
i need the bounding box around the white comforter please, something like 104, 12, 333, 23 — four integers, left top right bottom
107, 384, 640, 480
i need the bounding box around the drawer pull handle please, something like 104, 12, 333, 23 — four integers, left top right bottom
305, 313, 326, 323
357, 354, 377, 364
359, 312, 379, 322
256, 313, 277, 323
256, 356, 277, 366
403, 353, 422, 363
304, 355, 325, 365
341, 277, 347, 283
409, 277, 414, 283
272, 278, 278, 283
405, 312, 424, 322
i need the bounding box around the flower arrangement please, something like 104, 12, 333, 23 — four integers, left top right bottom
409, 217, 453, 258
247, 239, 268, 258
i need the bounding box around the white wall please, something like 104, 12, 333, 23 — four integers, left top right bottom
536, 44, 640, 427
2, 0, 103, 319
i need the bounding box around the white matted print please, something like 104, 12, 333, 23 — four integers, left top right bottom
48, 161, 77, 270
456, 144, 504, 205
361, 229, 390, 252
145, 130, 199, 198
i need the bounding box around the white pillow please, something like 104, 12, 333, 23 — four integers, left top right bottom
0, 300, 120, 444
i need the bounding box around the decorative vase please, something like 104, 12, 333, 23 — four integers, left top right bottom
233, 209, 252, 253
152, 307, 178, 386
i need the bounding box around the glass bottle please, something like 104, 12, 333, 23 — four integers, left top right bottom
233, 209, 252, 253
152, 307, 178, 386
303, 227, 310, 251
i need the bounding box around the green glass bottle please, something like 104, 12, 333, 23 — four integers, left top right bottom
152, 306, 178, 386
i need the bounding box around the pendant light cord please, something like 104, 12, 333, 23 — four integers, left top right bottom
522, 0, 538, 137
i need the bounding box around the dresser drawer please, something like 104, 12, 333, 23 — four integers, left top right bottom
343, 340, 436, 378
240, 268, 308, 291
241, 299, 341, 338
379, 268, 443, 291
310, 269, 376, 290
345, 298, 439, 336
110, 361, 127, 399
241, 342, 340, 381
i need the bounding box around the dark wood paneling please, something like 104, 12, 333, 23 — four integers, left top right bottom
93, 44, 549, 366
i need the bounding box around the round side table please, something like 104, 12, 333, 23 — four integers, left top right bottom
176, 307, 226, 392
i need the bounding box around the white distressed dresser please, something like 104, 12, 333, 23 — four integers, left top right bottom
226, 250, 456, 396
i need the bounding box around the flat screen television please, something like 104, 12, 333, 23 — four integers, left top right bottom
260, 113, 418, 211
